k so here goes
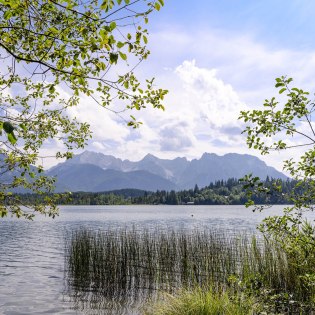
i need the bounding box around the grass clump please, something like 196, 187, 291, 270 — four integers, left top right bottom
143, 287, 258, 315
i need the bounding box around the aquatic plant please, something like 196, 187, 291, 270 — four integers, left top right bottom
65, 227, 315, 313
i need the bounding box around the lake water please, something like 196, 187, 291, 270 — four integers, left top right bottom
0, 205, 313, 314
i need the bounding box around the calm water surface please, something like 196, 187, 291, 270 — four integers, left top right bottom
0, 205, 312, 314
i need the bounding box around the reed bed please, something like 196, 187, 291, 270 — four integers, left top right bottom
65, 227, 314, 313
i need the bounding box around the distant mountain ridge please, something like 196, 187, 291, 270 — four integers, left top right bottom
52, 151, 189, 181
47, 151, 287, 193
47, 163, 176, 192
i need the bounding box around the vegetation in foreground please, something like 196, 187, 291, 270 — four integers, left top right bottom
143, 288, 258, 315
66, 227, 315, 314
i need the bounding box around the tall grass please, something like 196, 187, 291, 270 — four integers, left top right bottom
65, 227, 315, 313
143, 287, 258, 315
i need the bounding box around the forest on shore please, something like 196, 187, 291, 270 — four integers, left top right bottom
18, 177, 297, 206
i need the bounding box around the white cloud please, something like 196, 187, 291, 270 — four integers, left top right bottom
159, 122, 194, 152
92, 59, 251, 162
174, 60, 247, 129
66, 95, 129, 142
146, 27, 315, 106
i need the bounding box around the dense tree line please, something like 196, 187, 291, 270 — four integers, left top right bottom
132, 177, 296, 205
16, 177, 297, 206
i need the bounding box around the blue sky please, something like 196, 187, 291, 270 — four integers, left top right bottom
152, 0, 315, 50
53, 1, 315, 171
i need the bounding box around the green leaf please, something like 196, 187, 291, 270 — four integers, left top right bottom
101, 0, 114, 11
3, 121, 14, 134
49, 85, 55, 94
19, 123, 27, 131
291, 88, 300, 93
3, 10, 12, 20
49, 27, 59, 34
275, 83, 285, 88
0, 208, 8, 218
8, 132, 17, 145
110, 21, 116, 31
279, 88, 286, 94
117, 41, 125, 48
154, 2, 161, 11
119, 51, 127, 60
109, 53, 118, 64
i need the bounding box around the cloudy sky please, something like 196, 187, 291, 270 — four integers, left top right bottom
47, 0, 315, 171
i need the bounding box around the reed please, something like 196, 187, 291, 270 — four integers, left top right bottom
65, 227, 315, 313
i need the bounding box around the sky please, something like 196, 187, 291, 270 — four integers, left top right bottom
45, 0, 315, 171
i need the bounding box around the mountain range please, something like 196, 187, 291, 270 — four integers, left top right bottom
47, 151, 287, 192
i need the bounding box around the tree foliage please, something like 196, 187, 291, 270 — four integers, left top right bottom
240, 76, 315, 301
0, 0, 167, 218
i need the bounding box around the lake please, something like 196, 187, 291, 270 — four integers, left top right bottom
0, 205, 312, 314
